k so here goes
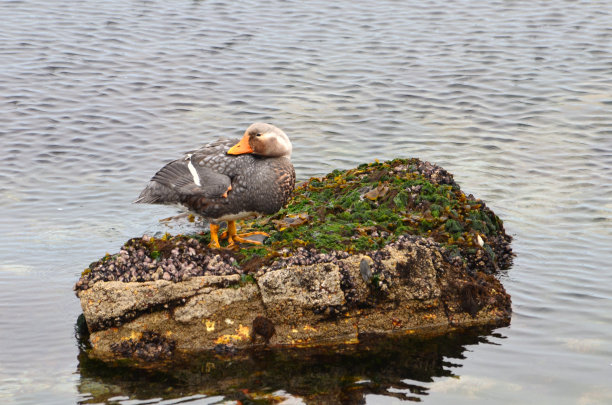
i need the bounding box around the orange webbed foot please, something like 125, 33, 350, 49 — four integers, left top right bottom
226, 221, 269, 248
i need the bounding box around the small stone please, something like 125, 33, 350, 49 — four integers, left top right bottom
251, 316, 275, 344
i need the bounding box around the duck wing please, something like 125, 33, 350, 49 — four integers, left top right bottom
135, 153, 231, 204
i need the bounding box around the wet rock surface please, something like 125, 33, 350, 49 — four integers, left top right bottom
75, 159, 513, 361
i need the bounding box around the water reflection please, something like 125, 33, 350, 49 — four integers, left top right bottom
75, 317, 506, 404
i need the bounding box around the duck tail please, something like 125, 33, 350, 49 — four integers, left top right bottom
133, 181, 179, 204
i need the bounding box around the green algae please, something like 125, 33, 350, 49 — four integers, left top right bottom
238, 158, 507, 262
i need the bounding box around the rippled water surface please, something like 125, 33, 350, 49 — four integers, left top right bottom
1, 0, 611, 403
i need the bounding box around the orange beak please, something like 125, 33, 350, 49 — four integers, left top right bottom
227, 133, 253, 155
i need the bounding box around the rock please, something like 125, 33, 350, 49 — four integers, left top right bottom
79, 274, 241, 331
257, 262, 345, 324
76, 237, 510, 361
75, 158, 513, 361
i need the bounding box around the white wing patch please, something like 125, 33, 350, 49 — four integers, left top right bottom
186, 154, 202, 186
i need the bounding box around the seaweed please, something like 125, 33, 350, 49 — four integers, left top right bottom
232, 158, 512, 271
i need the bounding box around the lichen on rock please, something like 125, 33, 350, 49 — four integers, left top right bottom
75, 158, 513, 361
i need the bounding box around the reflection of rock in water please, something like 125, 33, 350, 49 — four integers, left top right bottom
75, 316, 504, 403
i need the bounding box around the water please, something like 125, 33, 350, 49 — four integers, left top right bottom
1, 0, 611, 403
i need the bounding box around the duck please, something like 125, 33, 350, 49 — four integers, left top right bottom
135, 122, 295, 249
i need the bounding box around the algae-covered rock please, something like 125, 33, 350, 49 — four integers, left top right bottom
75, 158, 513, 361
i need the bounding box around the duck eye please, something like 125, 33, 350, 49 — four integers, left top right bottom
255, 133, 262, 137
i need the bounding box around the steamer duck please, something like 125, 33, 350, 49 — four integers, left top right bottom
135, 123, 295, 249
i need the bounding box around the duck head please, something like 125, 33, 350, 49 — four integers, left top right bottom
227, 122, 292, 158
